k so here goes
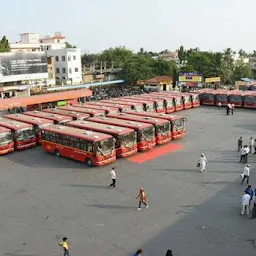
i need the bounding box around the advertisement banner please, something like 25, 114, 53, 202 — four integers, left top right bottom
179, 72, 202, 82
205, 77, 221, 83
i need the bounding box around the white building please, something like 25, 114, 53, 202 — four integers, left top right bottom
47, 48, 82, 84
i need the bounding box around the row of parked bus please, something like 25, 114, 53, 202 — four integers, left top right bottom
0, 92, 191, 166
200, 89, 256, 108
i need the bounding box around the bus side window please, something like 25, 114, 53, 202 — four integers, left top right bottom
69, 137, 75, 148
49, 132, 57, 143
41, 130, 45, 140
44, 130, 49, 140
62, 135, 70, 146
79, 139, 87, 151
87, 142, 93, 152
55, 133, 62, 144
73, 138, 80, 149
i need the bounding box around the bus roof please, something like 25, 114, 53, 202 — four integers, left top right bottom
24, 111, 73, 122
100, 99, 143, 107
115, 98, 155, 104
4, 114, 54, 126
81, 102, 132, 110
67, 120, 134, 136
73, 104, 120, 112
42, 108, 90, 119
0, 118, 33, 130
0, 89, 92, 111
122, 111, 184, 121
88, 116, 153, 130
59, 106, 105, 116
131, 95, 165, 102
107, 113, 169, 125
41, 125, 113, 142
0, 126, 11, 133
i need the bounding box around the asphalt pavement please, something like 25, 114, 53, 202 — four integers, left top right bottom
0, 106, 255, 256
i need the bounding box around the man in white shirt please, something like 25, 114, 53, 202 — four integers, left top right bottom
241, 192, 251, 215
244, 145, 250, 163
239, 146, 246, 163
249, 137, 254, 154
241, 164, 250, 185
110, 167, 116, 188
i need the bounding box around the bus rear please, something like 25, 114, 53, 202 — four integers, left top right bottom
4, 114, 53, 143
59, 106, 105, 117
88, 116, 156, 151
0, 126, 14, 154
41, 125, 116, 166
43, 108, 90, 120
24, 111, 73, 124
73, 103, 120, 114
107, 113, 171, 145
244, 93, 256, 109
102, 99, 144, 112
0, 118, 36, 150
67, 120, 137, 157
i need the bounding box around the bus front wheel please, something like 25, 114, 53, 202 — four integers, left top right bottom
85, 158, 93, 167
55, 150, 60, 157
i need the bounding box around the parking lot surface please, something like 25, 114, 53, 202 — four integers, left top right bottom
0, 107, 256, 256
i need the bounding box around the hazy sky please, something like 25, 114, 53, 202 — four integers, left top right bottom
1, 0, 256, 53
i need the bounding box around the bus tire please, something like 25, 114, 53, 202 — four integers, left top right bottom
85, 158, 93, 167
55, 150, 60, 157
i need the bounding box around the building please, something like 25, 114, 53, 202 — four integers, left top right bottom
137, 76, 173, 91
47, 48, 82, 84
158, 51, 179, 63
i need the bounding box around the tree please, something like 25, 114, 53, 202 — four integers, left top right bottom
233, 60, 252, 81
81, 53, 99, 65
65, 42, 76, 48
0, 36, 9, 52
178, 45, 186, 64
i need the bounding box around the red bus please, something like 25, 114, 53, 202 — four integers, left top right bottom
59, 106, 105, 117
190, 93, 200, 107
128, 95, 166, 113
83, 101, 132, 111
41, 125, 116, 166
244, 92, 256, 109
4, 114, 53, 143
73, 103, 120, 114
215, 91, 228, 106
202, 91, 216, 105
107, 113, 171, 145
24, 111, 73, 124
100, 99, 144, 111
0, 126, 14, 154
88, 116, 156, 151
0, 118, 36, 150
43, 108, 90, 120
154, 93, 184, 111
228, 91, 244, 107
67, 120, 137, 157
123, 111, 186, 139
161, 93, 189, 110
116, 97, 157, 112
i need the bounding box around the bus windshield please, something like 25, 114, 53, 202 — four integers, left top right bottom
0, 132, 13, 145
156, 101, 164, 109
167, 99, 174, 107
139, 126, 155, 141
244, 96, 256, 103
16, 128, 35, 141
193, 94, 199, 101
184, 96, 192, 103
133, 105, 144, 112
204, 94, 214, 100
216, 94, 227, 101
119, 131, 136, 148
157, 122, 170, 135
230, 95, 242, 102
96, 138, 115, 156
173, 118, 185, 131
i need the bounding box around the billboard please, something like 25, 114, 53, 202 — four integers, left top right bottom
179, 72, 202, 82
0, 52, 48, 83
205, 77, 221, 83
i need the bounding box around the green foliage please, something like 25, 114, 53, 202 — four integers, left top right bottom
65, 42, 76, 48
0, 36, 9, 52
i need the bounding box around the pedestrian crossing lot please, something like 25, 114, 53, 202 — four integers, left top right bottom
0, 107, 256, 256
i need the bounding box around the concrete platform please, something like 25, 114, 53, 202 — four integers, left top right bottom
0, 106, 255, 256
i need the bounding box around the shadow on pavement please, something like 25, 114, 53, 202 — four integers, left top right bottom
87, 204, 136, 210
66, 184, 110, 189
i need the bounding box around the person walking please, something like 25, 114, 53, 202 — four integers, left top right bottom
231, 103, 235, 115
249, 137, 254, 154
251, 189, 256, 219
239, 146, 246, 163
198, 153, 207, 173
166, 249, 173, 256
241, 164, 250, 185
226, 104, 230, 115
133, 249, 143, 256
241, 192, 251, 216
244, 145, 250, 163
59, 237, 70, 256
109, 167, 116, 188
137, 188, 149, 210
238, 137, 243, 152
218, 102, 222, 109
245, 185, 254, 205
254, 139, 256, 154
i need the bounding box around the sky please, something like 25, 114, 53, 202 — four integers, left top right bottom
1, 0, 256, 54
